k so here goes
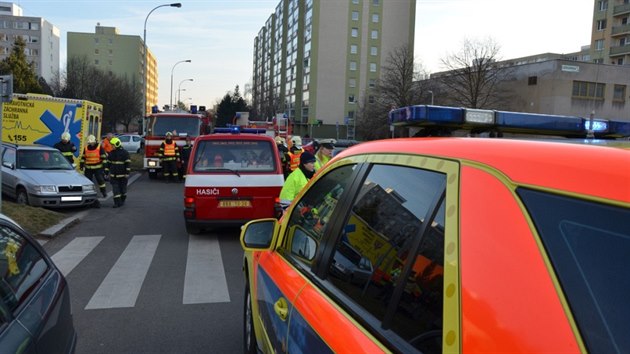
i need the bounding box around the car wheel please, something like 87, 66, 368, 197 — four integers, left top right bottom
185, 222, 201, 235
16, 187, 29, 206
244, 280, 258, 354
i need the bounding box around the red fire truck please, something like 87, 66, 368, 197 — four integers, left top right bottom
143, 109, 210, 179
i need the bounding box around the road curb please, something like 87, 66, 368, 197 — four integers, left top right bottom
38, 172, 143, 238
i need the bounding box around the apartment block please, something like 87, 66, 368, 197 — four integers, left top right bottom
67, 25, 157, 115
590, 0, 630, 65
0, 2, 60, 85
252, 0, 416, 137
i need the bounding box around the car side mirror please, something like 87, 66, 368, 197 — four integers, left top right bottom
2, 161, 14, 169
241, 218, 278, 250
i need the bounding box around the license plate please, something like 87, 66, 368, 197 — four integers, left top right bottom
219, 200, 252, 208
61, 196, 82, 202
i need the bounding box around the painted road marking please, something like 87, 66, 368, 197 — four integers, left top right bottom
51, 236, 104, 277
183, 235, 231, 304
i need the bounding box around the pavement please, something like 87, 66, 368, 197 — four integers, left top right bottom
38, 173, 143, 238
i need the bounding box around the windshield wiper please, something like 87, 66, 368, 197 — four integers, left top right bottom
212, 168, 240, 177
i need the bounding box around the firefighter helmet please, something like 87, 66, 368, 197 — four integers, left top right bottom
61, 132, 71, 142
291, 136, 302, 149
110, 137, 122, 148
87, 134, 97, 144
166, 132, 173, 137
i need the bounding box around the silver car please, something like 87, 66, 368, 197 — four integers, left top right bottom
1, 143, 98, 208
117, 134, 144, 153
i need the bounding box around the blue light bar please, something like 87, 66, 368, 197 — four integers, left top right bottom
241, 128, 267, 134
214, 126, 241, 134
608, 120, 630, 137
495, 111, 583, 132
583, 118, 609, 133
389, 105, 464, 125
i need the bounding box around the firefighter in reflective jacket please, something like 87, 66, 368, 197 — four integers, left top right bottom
180, 135, 193, 179
105, 137, 131, 208
287, 136, 304, 176
80, 135, 108, 202
54, 131, 77, 164
158, 131, 180, 182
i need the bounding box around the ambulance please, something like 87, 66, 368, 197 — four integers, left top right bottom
183, 127, 284, 234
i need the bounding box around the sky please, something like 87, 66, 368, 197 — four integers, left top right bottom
15, 0, 594, 110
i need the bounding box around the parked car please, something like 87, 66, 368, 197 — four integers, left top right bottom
1, 143, 98, 208
117, 134, 144, 153
240, 138, 630, 353
0, 213, 77, 353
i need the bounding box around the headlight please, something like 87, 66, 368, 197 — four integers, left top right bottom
83, 184, 96, 192
36, 185, 57, 193
148, 160, 158, 167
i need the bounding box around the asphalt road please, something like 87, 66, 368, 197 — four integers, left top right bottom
41, 173, 246, 354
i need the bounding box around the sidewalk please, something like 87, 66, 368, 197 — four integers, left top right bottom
38, 173, 143, 238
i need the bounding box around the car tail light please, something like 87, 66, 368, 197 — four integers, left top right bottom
184, 197, 195, 209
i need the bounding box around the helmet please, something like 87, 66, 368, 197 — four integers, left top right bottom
291, 136, 302, 149
87, 135, 97, 144
274, 136, 286, 145
61, 132, 71, 141
165, 132, 173, 137
110, 137, 122, 148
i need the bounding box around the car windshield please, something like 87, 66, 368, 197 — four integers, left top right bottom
17, 150, 73, 170
192, 139, 277, 173
148, 116, 200, 137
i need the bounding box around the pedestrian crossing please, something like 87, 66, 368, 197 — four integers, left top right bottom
49, 234, 231, 310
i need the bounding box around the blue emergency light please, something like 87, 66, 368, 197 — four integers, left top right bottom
389, 105, 464, 125
583, 119, 608, 133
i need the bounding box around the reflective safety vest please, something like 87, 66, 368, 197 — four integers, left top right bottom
84, 145, 103, 166
163, 141, 177, 156
288, 150, 303, 171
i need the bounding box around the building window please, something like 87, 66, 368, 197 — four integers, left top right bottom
373, 0, 380, 5
348, 94, 355, 103
369, 79, 376, 87
371, 30, 378, 39
372, 14, 379, 23
370, 46, 377, 56
349, 78, 356, 88
350, 61, 357, 71
370, 63, 377, 72
528, 76, 537, 85
572, 80, 605, 99
348, 111, 355, 119
597, 19, 607, 31
94, 37, 99, 44
595, 39, 604, 51
613, 84, 626, 102
369, 95, 375, 103
617, 58, 624, 65
94, 59, 99, 65
352, 0, 359, 3
599, 0, 608, 11
350, 44, 357, 54
352, 11, 359, 21
351, 28, 358, 37
593, 58, 604, 64
95, 49, 99, 54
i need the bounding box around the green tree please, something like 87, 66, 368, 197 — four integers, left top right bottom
215, 85, 248, 127
0, 36, 42, 93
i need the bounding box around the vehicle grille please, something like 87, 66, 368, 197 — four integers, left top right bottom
59, 185, 83, 192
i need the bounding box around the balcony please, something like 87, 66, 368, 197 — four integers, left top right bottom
613, 3, 630, 16
609, 44, 630, 56
611, 23, 630, 36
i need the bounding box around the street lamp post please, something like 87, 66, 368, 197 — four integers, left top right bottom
143, 3, 182, 116
170, 60, 191, 109
177, 78, 194, 108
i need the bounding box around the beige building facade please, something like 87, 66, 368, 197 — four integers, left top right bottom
67, 25, 157, 116
589, 0, 630, 65
252, 0, 416, 137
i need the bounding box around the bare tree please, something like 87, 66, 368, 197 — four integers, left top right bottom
437, 37, 512, 108
356, 94, 391, 141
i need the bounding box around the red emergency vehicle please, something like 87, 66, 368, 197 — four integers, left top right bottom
143, 109, 210, 179
183, 127, 284, 234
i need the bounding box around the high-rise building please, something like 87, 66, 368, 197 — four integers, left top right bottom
252, 0, 416, 137
589, 0, 630, 65
67, 25, 157, 115
0, 2, 60, 85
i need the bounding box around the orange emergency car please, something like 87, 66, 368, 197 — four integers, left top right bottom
240, 137, 630, 353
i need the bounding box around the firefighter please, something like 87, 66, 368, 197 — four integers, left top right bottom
274, 136, 289, 178
158, 131, 180, 182
80, 134, 109, 203
54, 131, 77, 164
105, 137, 131, 208
102, 132, 114, 154
180, 135, 193, 179
287, 136, 304, 176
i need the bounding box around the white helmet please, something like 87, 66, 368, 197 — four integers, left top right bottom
87, 134, 97, 144
291, 136, 302, 149
61, 132, 71, 141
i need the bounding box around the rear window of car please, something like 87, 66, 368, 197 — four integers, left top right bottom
518, 188, 630, 353
192, 138, 277, 173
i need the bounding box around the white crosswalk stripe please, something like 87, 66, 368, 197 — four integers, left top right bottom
51, 236, 104, 277
49, 233, 232, 309
183, 235, 231, 304
85, 235, 161, 310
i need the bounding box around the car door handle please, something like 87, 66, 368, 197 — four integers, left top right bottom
273, 297, 288, 321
